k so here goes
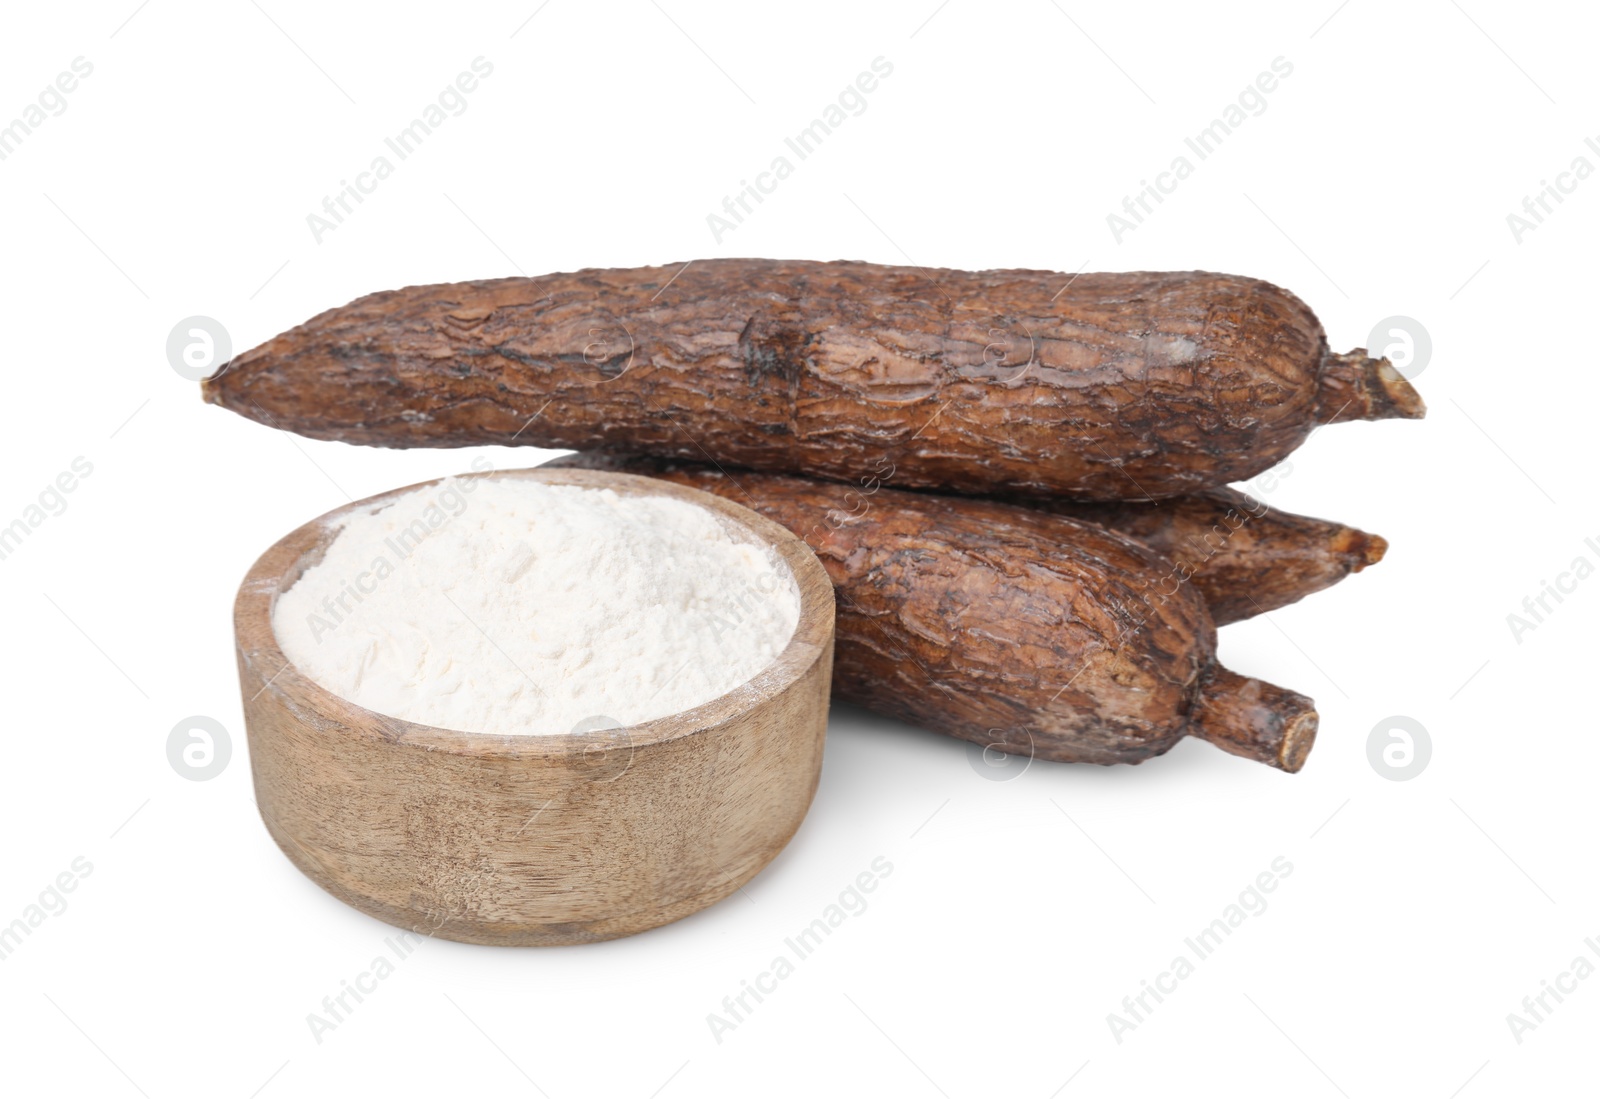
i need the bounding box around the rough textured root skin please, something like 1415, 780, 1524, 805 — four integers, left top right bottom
1188, 668, 1319, 773
563, 452, 1389, 627
205, 260, 1395, 501
548, 452, 1317, 770
1316, 350, 1427, 423
1044, 487, 1390, 625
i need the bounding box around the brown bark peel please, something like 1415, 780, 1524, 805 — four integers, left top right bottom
1189, 669, 1319, 773
203, 260, 1424, 501
1316, 350, 1427, 424
548, 452, 1318, 770
564, 453, 1389, 626
1044, 487, 1389, 624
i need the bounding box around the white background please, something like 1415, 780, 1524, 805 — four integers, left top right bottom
1, 1, 1594, 1096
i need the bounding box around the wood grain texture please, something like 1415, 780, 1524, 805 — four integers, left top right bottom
202, 260, 1425, 501
235, 468, 835, 946
549, 453, 1317, 771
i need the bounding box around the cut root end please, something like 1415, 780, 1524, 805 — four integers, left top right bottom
1316, 349, 1427, 424
1188, 668, 1319, 773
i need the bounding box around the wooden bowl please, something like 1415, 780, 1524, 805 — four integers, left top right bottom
234, 468, 835, 946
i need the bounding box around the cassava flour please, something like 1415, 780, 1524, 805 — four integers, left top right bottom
272, 476, 801, 736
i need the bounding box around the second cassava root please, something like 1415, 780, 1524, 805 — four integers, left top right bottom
1031, 486, 1387, 624
561, 452, 1387, 625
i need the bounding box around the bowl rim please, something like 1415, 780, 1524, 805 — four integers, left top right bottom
233, 466, 835, 759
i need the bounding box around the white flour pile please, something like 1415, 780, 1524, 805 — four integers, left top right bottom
273, 477, 800, 736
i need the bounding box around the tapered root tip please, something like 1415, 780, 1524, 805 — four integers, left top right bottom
199, 359, 241, 407
1188, 668, 1319, 773
1317, 350, 1426, 424
1330, 528, 1389, 572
